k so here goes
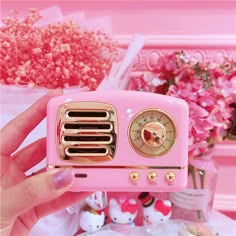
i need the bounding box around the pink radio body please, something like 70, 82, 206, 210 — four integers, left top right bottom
47, 90, 189, 192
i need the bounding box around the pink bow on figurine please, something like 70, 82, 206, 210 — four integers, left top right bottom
154, 199, 171, 216
96, 209, 104, 215
121, 200, 138, 214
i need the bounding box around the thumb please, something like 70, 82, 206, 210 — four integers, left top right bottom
2, 169, 73, 219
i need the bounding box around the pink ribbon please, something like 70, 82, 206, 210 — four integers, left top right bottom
121, 200, 138, 214
154, 200, 171, 216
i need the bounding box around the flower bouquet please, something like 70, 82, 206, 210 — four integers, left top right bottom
129, 51, 236, 222
0, 8, 119, 90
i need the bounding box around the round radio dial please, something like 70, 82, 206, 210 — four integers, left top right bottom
129, 109, 177, 157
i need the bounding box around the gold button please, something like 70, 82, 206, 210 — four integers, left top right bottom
166, 171, 176, 182
130, 171, 139, 182
148, 171, 157, 182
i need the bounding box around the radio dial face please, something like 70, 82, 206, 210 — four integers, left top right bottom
129, 109, 177, 157
141, 122, 167, 147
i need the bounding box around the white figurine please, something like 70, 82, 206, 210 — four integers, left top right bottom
138, 192, 172, 225
79, 204, 105, 234
86, 191, 107, 210
109, 195, 138, 226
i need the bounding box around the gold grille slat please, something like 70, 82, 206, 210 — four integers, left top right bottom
65, 109, 110, 121
65, 146, 109, 157
63, 121, 113, 133
62, 134, 113, 145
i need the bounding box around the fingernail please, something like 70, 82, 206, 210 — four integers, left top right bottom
53, 169, 73, 190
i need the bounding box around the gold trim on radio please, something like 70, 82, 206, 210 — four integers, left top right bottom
56, 102, 118, 163
48, 165, 187, 170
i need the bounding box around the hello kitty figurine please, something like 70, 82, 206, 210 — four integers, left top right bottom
79, 204, 105, 234
138, 192, 172, 225
109, 195, 138, 226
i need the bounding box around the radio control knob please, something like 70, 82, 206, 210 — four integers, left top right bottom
148, 171, 157, 182
130, 171, 139, 182
141, 122, 167, 147
166, 171, 176, 182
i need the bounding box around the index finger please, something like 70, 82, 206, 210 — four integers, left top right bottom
0, 89, 62, 155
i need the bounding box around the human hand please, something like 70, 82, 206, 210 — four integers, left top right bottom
0, 89, 90, 236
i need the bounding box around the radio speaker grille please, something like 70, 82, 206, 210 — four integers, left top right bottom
56, 102, 118, 163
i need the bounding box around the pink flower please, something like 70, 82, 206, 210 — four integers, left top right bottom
141, 52, 235, 159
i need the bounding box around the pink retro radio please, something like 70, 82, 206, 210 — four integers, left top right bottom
47, 90, 189, 192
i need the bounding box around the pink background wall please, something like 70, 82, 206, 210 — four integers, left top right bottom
2, 1, 236, 35
1, 0, 236, 216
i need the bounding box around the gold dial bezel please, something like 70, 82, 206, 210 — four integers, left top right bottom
128, 108, 177, 158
